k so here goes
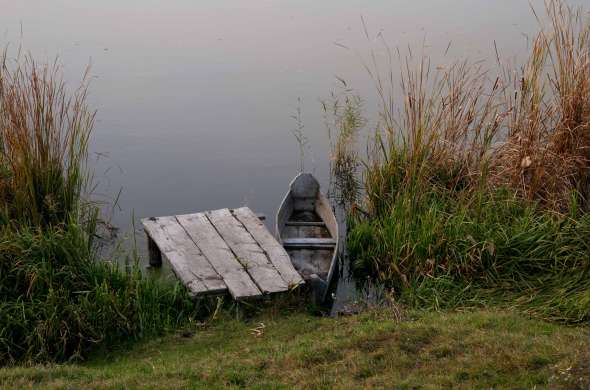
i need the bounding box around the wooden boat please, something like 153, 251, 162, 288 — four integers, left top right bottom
276, 173, 339, 302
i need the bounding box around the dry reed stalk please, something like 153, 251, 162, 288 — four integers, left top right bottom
491, 0, 590, 211
359, 0, 590, 214
0, 51, 94, 226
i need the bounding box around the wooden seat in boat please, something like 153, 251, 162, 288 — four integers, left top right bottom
282, 237, 337, 249
284, 221, 326, 227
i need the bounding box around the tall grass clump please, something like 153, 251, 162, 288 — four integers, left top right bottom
324, 87, 366, 207
491, 1, 590, 210
0, 222, 198, 364
0, 52, 93, 227
0, 52, 200, 365
345, 0, 590, 323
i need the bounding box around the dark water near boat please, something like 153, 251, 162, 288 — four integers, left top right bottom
2, 0, 586, 305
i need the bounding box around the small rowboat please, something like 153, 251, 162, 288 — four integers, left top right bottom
276, 173, 339, 302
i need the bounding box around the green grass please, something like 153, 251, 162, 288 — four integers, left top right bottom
347, 188, 590, 323
333, 0, 590, 324
0, 309, 588, 389
0, 221, 203, 365
0, 51, 202, 365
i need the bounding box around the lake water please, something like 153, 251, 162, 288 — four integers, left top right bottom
1, 0, 584, 258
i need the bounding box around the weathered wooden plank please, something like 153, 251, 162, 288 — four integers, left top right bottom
276, 192, 293, 240
165, 251, 209, 296
141, 217, 226, 296
282, 238, 337, 246
206, 208, 288, 294
282, 237, 337, 249
142, 219, 208, 297
284, 244, 336, 250
176, 213, 262, 300
285, 221, 326, 227
316, 193, 338, 240
314, 192, 339, 303
233, 207, 304, 287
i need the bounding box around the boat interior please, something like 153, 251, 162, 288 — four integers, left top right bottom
278, 174, 337, 281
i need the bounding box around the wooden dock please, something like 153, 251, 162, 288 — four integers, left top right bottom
141, 207, 304, 300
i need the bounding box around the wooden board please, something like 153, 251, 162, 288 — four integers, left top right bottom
176, 212, 262, 300
206, 209, 289, 294
143, 207, 305, 301
316, 193, 338, 241
282, 238, 337, 249
285, 221, 326, 227
141, 216, 226, 296
232, 207, 304, 287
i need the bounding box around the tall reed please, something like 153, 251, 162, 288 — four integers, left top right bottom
345, 0, 590, 322
0, 52, 201, 364
0, 51, 94, 227
324, 89, 365, 207
491, 0, 590, 211
352, 0, 590, 216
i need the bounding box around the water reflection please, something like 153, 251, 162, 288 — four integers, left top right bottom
0, 1, 567, 269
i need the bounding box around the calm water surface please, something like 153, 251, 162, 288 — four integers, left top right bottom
2, 1, 584, 260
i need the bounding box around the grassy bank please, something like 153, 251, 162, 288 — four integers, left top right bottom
348, 188, 590, 322
0, 222, 201, 364
1, 309, 589, 388
0, 53, 201, 364
333, 0, 590, 323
